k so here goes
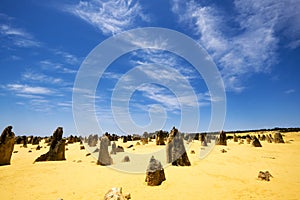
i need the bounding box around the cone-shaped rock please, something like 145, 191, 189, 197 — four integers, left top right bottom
216, 130, 227, 145
252, 136, 262, 147
0, 126, 15, 166
145, 156, 166, 186
156, 130, 165, 145
166, 127, 191, 166
274, 132, 284, 143
97, 136, 113, 166
35, 127, 66, 162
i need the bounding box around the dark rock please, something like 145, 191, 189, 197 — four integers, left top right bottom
145, 156, 166, 186
190, 150, 195, 154
258, 171, 273, 181
122, 156, 130, 162
22, 136, 27, 148
97, 136, 113, 166
274, 132, 284, 143
141, 138, 148, 145
28, 150, 32, 153
80, 145, 85, 150
123, 136, 128, 143
136, 142, 141, 146
156, 130, 166, 145
220, 149, 227, 153
127, 144, 134, 148
35, 127, 66, 162
216, 131, 227, 145
36, 145, 41, 150
116, 145, 124, 153
0, 126, 15, 166
246, 135, 251, 144
13, 151, 18, 153
233, 134, 238, 142
260, 134, 266, 141
86, 153, 91, 156
252, 136, 262, 147
110, 142, 116, 154
166, 127, 191, 166
31, 136, 40, 145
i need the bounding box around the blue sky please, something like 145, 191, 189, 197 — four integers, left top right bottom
0, 0, 299, 136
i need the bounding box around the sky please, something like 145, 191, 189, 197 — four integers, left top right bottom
0, 0, 299, 136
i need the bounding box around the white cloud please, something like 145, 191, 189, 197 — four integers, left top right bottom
5, 84, 54, 95
65, 0, 149, 35
171, 0, 300, 92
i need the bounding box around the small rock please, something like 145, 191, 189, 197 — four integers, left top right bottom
80, 145, 85, 150
190, 150, 195, 154
220, 149, 227, 153
122, 156, 130, 162
86, 153, 91, 156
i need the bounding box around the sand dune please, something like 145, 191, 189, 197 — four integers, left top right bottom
0, 132, 300, 200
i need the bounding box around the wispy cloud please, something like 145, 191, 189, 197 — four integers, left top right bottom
65, 0, 149, 35
171, 0, 300, 92
285, 89, 295, 94
22, 71, 63, 84
40, 60, 77, 74
0, 15, 41, 48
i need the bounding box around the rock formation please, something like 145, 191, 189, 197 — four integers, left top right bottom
155, 130, 166, 145
166, 127, 191, 166
35, 127, 66, 162
0, 126, 15, 166
274, 132, 284, 143
104, 187, 131, 200
97, 136, 113, 166
200, 134, 207, 146
141, 138, 148, 145
116, 145, 124, 153
258, 171, 273, 181
121, 156, 130, 162
233, 134, 238, 142
246, 135, 251, 144
216, 130, 227, 145
87, 134, 98, 147
145, 156, 166, 186
110, 141, 117, 154
252, 136, 262, 147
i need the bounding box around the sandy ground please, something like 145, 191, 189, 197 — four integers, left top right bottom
0, 131, 300, 200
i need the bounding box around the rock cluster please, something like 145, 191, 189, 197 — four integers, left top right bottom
258, 171, 273, 181
145, 156, 166, 186
166, 127, 191, 166
97, 136, 113, 166
35, 127, 66, 162
104, 187, 131, 200
0, 126, 15, 166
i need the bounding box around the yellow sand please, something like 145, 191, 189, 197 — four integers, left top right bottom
0, 132, 300, 200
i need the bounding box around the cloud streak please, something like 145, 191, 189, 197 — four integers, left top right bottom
65, 0, 149, 35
